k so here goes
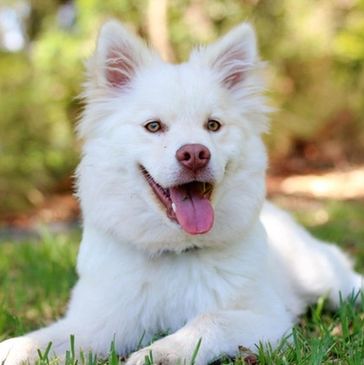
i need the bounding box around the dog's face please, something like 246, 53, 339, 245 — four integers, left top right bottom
77, 21, 270, 254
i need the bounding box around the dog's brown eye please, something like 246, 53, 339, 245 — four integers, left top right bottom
145, 121, 162, 133
206, 119, 221, 132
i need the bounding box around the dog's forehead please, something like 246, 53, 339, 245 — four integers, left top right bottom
133, 62, 222, 120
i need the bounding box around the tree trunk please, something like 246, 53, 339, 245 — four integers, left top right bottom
147, 0, 175, 62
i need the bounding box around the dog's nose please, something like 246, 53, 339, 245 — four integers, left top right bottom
176, 144, 211, 172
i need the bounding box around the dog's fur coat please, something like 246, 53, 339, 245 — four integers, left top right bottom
0, 21, 362, 365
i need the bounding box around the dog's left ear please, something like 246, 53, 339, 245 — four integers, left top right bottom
90, 20, 157, 89
192, 23, 258, 90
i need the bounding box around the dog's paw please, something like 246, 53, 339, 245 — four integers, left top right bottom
126, 337, 191, 365
0, 336, 39, 365
126, 347, 182, 365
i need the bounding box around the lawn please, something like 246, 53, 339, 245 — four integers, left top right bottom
0, 199, 363, 364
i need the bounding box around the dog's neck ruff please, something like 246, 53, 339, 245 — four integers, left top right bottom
156, 245, 201, 257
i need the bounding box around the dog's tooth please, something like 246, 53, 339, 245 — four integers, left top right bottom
172, 203, 176, 213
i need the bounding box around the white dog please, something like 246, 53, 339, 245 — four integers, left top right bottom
0, 21, 362, 365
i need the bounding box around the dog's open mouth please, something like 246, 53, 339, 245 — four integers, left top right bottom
141, 167, 214, 235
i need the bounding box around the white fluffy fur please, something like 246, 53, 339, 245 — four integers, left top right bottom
0, 21, 362, 365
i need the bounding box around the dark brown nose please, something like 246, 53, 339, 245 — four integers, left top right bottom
176, 144, 211, 172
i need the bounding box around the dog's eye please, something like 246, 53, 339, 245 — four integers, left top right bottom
206, 119, 221, 132
145, 121, 162, 133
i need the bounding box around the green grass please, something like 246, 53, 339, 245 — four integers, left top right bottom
0, 231, 79, 339
0, 200, 363, 364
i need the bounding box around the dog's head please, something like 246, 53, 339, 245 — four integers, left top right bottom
77, 21, 270, 254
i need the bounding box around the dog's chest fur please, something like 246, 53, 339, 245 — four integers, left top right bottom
70, 224, 269, 349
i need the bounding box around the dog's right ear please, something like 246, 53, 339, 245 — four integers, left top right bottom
191, 23, 259, 92
91, 20, 156, 89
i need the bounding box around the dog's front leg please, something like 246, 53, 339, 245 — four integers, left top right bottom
0, 318, 80, 365
126, 309, 293, 365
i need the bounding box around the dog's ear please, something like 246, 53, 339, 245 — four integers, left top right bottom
192, 23, 258, 90
92, 20, 155, 89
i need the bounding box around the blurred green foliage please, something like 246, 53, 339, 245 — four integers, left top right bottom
0, 0, 364, 213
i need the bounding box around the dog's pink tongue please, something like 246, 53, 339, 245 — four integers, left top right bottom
170, 183, 214, 235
